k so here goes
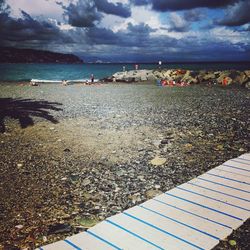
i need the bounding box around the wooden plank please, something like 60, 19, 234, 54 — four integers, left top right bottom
209, 168, 250, 185
179, 182, 250, 211
168, 187, 248, 220
215, 165, 250, 178
155, 193, 242, 230
88, 218, 160, 250
198, 173, 250, 194
108, 213, 195, 250
189, 178, 250, 202
125, 206, 219, 250
40, 240, 77, 250
224, 160, 250, 171
63, 231, 116, 250
238, 154, 250, 161
140, 199, 232, 239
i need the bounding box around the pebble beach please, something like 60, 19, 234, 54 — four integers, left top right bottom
0, 81, 249, 249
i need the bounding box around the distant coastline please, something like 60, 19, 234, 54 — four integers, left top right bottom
0, 47, 83, 64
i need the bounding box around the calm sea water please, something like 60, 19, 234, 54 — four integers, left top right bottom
0, 62, 250, 81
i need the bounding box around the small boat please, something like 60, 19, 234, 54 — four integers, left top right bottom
30, 79, 99, 84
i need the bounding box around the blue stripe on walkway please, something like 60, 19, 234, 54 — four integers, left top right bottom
197, 177, 250, 194
238, 157, 250, 162
164, 193, 243, 221
86, 231, 122, 250
139, 205, 220, 240
214, 168, 250, 178
223, 164, 250, 173
231, 159, 250, 166
176, 186, 250, 212
123, 212, 205, 250
187, 182, 250, 203
106, 220, 164, 250
206, 172, 250, 185
64, 239, 82, 250
153, 198, 232, 229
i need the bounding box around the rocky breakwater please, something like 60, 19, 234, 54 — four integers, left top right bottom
108, 68, 250, 88
154, 69, 250, 88
105, 69, 156, 82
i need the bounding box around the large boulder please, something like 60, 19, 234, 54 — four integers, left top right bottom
245, 81, 250, 89
217, 72, 230, 84
244, 70, 250, 78
203, 72, 216, 81
234, 72, 248, 85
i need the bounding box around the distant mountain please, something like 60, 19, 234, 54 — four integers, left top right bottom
0, 47, 83, 64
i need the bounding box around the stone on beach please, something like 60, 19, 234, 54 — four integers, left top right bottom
150, 156, 167, 166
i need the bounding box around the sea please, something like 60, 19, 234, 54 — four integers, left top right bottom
0, 62, 250, 81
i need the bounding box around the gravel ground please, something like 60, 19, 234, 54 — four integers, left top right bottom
0, 82, 249, 249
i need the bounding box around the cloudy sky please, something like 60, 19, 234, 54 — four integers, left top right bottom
1, 0, 250, 62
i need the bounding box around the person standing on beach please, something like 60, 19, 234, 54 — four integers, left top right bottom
90, 74, 94, 83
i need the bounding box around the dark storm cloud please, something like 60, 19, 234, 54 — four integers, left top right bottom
131, 0, 239, 11
0, 5, 71, 47
58, 0, 131, 28
216, 0, 250, 26
130, 0, 150, 6
85, 23, 155, 46
57, 1, 102, 27
83, 22, 175, 52
95, 0, 131, 18
79, 29, 249, 62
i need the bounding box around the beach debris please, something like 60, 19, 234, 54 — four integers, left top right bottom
48, 223, 72, 235
146, 189, 163, 199
77, 217, 99, 229
150, 156, 167, 166
82, 179, 91, 186
15, 225, 24, 230
229, 240, 237, 246
17, 163, 23, 168
129, 193, 142, 204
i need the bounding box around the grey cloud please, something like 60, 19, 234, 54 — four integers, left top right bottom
0, 8, 72, 47
130, 0, 150, 6
0, 0, 10, 13
216, 0, 250, 26
58, 1, 102, 27
58, 0, 131, 28
85, 23, 159, 47
95, 0, 131, 18
168, 13, 190, 32
183, 9, 203, 22
131, 0, 239, 11
127, 22, 156, 33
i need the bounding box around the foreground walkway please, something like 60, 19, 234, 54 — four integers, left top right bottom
38, 154, 250, 250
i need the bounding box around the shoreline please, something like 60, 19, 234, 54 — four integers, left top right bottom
1, 68, 250, 86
